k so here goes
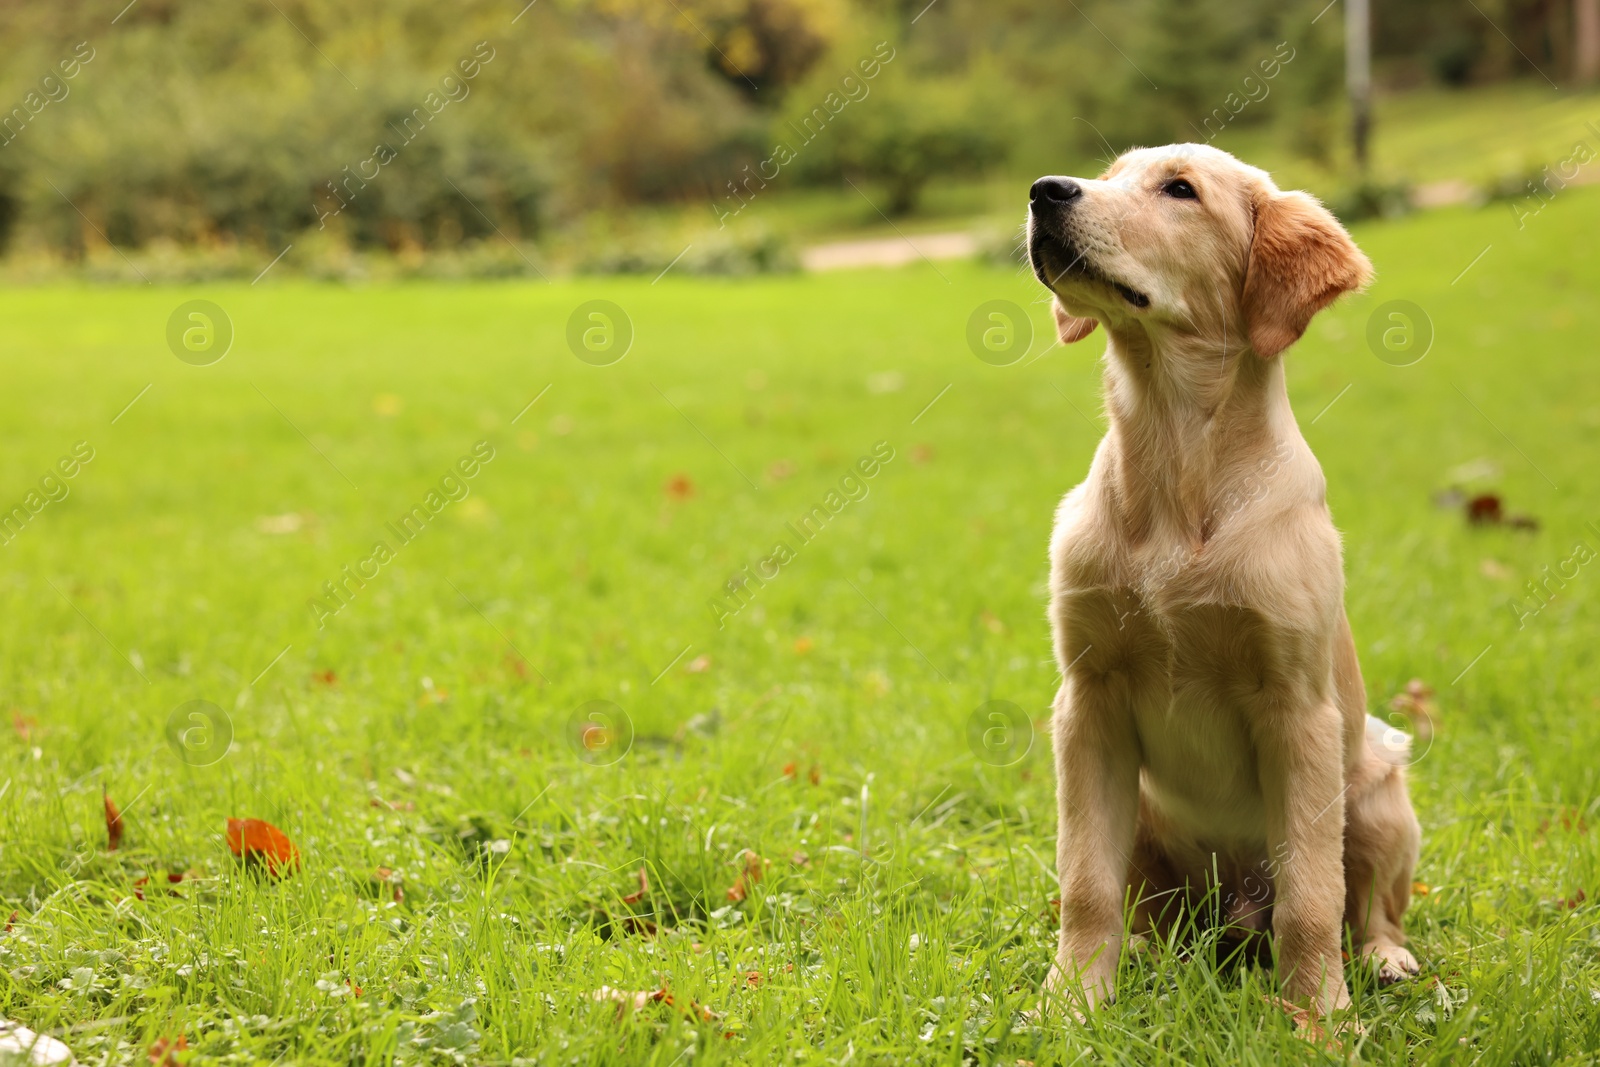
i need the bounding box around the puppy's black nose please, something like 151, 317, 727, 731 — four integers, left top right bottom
1030, 176, 1082, 204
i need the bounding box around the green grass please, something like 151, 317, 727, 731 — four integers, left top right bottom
1, 182, 1598, 1066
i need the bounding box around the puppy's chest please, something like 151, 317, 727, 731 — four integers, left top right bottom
1071, 590, 1280, 841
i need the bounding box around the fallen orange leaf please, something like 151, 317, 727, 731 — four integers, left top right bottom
1412, 881, 1430, 896
726, 850, 766, 903
372, 867, 403, 902
131, 870, 193, 902
592, 985, 716, 1022
148, 1035, 187, 1065
621, 866, 649, 905
226, 818, 299, 876
11, 712, 36, 741
4, 909, 15, 932
105, 794, 124, 851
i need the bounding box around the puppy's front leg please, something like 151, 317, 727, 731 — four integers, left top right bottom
1046, 672, 1141, 1014
1258, 700, 1351, 1016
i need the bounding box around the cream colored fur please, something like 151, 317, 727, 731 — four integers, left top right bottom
1027, 144, 1421, 1020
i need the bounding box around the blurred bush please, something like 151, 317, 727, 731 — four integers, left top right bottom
1325, 178, 1415, 222
572, 225, 797, 276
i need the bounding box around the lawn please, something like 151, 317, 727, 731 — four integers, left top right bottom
0, 182, 1598, 1066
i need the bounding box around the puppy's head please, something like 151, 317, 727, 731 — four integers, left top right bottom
1027, 144, 1371, 358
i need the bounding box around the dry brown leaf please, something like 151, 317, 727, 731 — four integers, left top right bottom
1388, 679, 1438, 742
621, 866, 649, 905
592, 984, 717, 1023
225, 818, 300, 876
3, 910, 15, 933
1465, 493, 1503, 525
372, 867, 404, 902
665, 474, 696, 500
133, 871, 192, 902
726, 850, 766, 903
10, 712, 36, 741
596, 908, 661, 937
105, 794, 124, 852
1538, 807, 1591, 836
148, 1034, 187, 1065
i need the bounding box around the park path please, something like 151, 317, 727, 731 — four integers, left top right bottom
799, 231, 977, 271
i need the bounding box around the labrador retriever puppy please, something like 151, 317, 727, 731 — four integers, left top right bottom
1027, 144, 1421, 1020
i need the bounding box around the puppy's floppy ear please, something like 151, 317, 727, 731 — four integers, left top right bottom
1242, 189, 1373, 359
1052, 299, 1099, 344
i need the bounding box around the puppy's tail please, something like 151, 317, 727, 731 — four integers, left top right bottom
1366, 713, 1412, 767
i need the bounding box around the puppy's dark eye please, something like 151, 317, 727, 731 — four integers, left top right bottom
1162, 179, 1197, 200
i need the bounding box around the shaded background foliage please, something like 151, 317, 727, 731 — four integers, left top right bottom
0, 0, 1588, 257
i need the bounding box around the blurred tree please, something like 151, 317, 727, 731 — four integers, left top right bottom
1577, 0, 1600, 83
830, 75, 1009, 214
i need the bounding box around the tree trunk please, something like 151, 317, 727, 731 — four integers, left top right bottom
1577, 0, 1600, 85
1346, 0, 1371, 173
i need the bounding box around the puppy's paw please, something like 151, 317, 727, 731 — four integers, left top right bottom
1032, 963, 1107, 1024
1364, 943, 1420, 984
1262, 995, 1364, 1045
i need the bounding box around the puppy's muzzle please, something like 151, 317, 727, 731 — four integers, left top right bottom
1027, 176, 1151, 309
